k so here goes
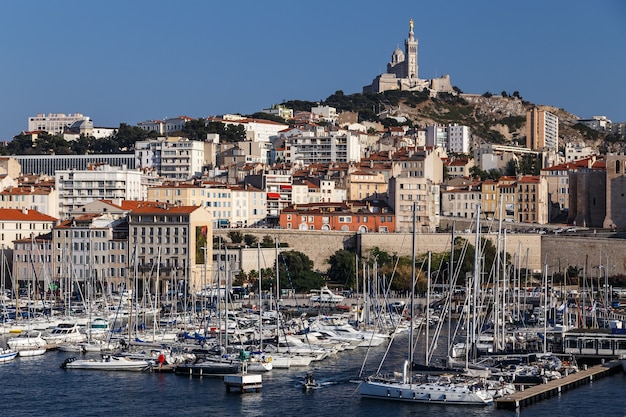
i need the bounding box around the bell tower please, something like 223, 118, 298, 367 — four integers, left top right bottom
405, 18, 418, 79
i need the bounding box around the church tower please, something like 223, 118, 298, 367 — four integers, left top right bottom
405, 18, 418, 79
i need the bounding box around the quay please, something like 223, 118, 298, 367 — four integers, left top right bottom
495, 360, 623, 410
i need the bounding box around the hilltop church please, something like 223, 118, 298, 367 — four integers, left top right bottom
363, 19, 454, 95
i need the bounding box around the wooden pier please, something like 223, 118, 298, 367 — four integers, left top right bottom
495, 360, 623, 410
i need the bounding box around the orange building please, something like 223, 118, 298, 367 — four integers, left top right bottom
279, 201, 395, 233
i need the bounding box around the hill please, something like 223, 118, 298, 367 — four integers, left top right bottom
291, 90, 624, 154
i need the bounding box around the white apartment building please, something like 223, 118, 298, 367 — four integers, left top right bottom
425, 124, 471, 154
55, 164, 145, 219
311, 105, 338, 124
135, 137, 205, 179
137, 116, 194, 135
28, 113, 90, 135
448, 124, 471, 153
565, 143, 595, 162
285, 130, 361, 165
209, 116, 288, 143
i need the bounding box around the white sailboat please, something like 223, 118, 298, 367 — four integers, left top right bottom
358, 202, 494, 405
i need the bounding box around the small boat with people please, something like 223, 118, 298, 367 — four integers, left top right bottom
302, 372, 321, 390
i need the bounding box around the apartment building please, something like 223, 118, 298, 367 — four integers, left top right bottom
135, 137, 205, 180
128, 204, 213, 293
526, 107, 559, 150
0, 208, 57, 249
55, 164, 145, 219
279, 201, 395, 233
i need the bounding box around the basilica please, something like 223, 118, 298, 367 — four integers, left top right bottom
363, 19, 454, 95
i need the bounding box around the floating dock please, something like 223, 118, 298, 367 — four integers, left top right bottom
224, 373, 262, 393
495, 360, 623, 409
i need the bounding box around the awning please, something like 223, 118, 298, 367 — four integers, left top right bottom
267, 192, 281, 199
280, 184, 292, 190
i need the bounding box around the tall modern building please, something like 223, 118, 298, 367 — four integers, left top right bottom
526, 107, 559, 151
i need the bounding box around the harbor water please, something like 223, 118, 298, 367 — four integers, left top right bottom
2, 337, 626, 417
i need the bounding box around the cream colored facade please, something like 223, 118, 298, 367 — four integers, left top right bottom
526, 107, 559, 150
0, 157, 21, 178
481, 180, 498, 218
0, 208, 57, 249
128, 205, 213, 294
52, 213, 128, 293
148, 183, 266, 228
0, 186, 58, 219
347, 171, 387, 200
387, 150, 443, 232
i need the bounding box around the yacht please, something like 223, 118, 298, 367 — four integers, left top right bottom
43, 322, 86, 344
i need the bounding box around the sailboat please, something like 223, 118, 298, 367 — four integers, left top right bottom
358, 203, 494, 405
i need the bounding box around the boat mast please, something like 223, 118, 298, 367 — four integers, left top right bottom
447, 222, 454, 362
258, 243, 263, 353
471, 203, 481, 363
408, 201, 417, 383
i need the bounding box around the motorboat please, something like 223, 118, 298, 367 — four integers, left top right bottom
43, 322, 86, 344
61, 355, 151, 371
302, 372, 321, 390
174, 357, 240, 377
7, 330, 48, 352
309, 287, 344, 304
17, 347, 47, 357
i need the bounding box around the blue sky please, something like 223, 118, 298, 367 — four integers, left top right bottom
1, 0, 625, 142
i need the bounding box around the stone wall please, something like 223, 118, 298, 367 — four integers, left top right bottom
214, 229, 356, 272
215, 229, 543, 273
358, 232, 543, 272
541, 235, 626, 276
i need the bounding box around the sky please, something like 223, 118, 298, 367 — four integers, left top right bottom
1, 0, 625, 142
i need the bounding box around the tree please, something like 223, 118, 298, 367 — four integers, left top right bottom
277, 250, 324, 292
326, 249, 356, 287
113, 123, 152, 152
488, 168, 502, 181
518, 154, 541, 175
181, 118, 210, 140
469, 166, 489, 181
244, 234, 258, 247
260, 235, 275, 248
228, 231, 243, 244
505, 159, 518, 176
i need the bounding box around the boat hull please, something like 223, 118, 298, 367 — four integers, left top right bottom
358, 380, 493, 405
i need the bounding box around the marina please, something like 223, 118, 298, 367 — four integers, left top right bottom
495, 360, 623, 410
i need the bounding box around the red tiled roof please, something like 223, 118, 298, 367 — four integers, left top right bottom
0, 208, 57, 222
